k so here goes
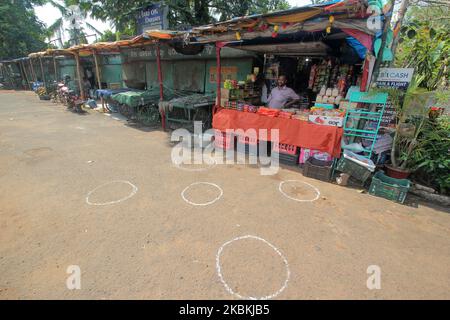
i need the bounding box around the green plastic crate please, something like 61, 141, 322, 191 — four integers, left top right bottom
369, 171, 411, 204
336, 157, 372, 182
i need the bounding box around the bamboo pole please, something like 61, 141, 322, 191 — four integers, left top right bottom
74, 53, 85, 99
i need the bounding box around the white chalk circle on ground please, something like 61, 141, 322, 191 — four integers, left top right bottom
278, 180, 320, 202
85, 180, 138, 206
181, 182, 223, 206
216, 235, 291, 300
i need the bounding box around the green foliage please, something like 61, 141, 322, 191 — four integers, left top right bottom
0, 0, 48, 60
96, 30, 116, 42
84, 0, 290, 34
395, 5, 450, 90
410, 115, 450, 195
374, 78, 434, 170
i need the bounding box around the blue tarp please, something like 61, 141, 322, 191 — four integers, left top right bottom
95, 88, 136, 99
346, 37, 367, 59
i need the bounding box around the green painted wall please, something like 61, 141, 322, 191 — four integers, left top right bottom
57, 57, 77, 81
204, 58, 253, 93
121, 44, 255, 93
99, 54, 123, 86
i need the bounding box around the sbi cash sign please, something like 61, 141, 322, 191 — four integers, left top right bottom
377, 68, 414, 83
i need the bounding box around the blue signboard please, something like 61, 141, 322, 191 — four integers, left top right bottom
136, 3, 168, 34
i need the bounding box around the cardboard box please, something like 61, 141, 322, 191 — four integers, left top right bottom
308, 115, 343, 127
220, 98, 229, 107
221, 88, 231, 99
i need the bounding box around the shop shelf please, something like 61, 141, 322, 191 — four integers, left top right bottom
369, 171, 411, 204
343, 90, 388, 160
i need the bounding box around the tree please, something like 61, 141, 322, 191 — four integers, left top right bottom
0, 0, 48, 60
84, 0, 290, 34
395, 4, 449, 90
43, 0, 105, 47
96, 30, 117, 42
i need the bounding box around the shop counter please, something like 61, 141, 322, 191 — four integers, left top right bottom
212, 109, 343, 158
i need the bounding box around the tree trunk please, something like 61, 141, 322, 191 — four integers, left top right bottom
389, 0, 410, 66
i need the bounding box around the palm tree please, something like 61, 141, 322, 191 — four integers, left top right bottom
44, 0, 104, 48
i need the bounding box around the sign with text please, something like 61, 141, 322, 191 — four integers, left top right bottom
136, 3, 168, 34
377, 68, 414, 83
376, 68, 415, 129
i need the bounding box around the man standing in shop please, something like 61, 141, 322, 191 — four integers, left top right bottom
267, 75, 300, 109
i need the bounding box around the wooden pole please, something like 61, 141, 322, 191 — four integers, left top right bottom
18, 61, 28, 90
74, 53, 85, 99
93, 51, 102, 90
156, 43, 165, 130
214, 42, 224, 114
29, 59, 36, 83
0, 65, 4, 82
389, 0, 410, 66
21, 60, 32, 90
39, 57, 46, 86
93, 51, 104, 111
53, 56, 58, 81
6, 63, 15, 88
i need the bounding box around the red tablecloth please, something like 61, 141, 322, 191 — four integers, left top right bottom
212, 109, 343, 158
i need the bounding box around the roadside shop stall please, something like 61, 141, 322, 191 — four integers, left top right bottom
120, 40, 254, 130
183, 0, 388, 180
0, 59, 27, 90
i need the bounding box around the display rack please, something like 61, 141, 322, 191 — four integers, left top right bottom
343, 91, 388, 160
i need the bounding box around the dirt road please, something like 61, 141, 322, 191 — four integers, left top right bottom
1, 91, 449, 299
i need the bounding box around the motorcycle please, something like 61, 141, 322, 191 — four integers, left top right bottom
49, 81, 59, 103
66, 90, 85, 113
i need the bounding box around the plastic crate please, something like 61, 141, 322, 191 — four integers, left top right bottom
272, 152, 299, 166
272, 143, 299, 155
369, 171, 411, 204
214, 131, 234, 150
303, 158, 334, 182
336, 157, 372, 182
